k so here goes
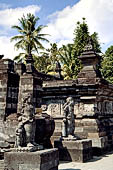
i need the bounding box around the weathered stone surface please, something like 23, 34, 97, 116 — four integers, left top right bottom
0, 38, 113, 161
42, 39, 113, 155
4, 148, 59, 170
0, 58, 57, 149
62, 97, 75, 138
54, 139, 92, 162
91, 136, 108, 148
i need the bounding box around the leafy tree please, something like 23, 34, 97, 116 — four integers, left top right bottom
73, 18, 89, 56
59, 44, 81, 80
73, 18, 101, 56
34, 43, 60, 74
46, 43, 60, 75
101, 46, 113, 83
34, 52, 50, 73
59, 18, 101, 80
91, 32, 101, 53
11, 13, 49, 63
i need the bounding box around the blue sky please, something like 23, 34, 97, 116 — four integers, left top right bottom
0, 0, 113, 59
0, 0, 78, 24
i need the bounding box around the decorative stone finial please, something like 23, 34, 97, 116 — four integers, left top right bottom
78, 36, 102, 83
25, 53, 35, 73
55, 61, 63, 79
84, 37, 94, 51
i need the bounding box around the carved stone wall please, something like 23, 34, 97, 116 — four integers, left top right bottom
0, 59, 19, 120
0, 59, 58, 148
42, 80, 113, 151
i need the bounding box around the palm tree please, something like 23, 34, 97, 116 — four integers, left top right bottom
11, 13, 49, 63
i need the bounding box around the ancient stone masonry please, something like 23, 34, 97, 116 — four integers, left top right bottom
4, 91, 59, 170
0, 55, 59, 150
54, 96, 92, 162
4, 149, 59, 170
0, 37, 113, 164
0, 59, 19, 121
42, 38, 113, 155
1, 55, 59, 170
0, 59, 20, 149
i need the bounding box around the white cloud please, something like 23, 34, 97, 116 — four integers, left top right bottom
0, 5, 40, 29
1, 0, 113, 59
43, 0, 113, 51
0, 5, 40, 59
0, 36, 19, 59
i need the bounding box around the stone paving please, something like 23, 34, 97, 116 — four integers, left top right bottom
59, 151, 113, 170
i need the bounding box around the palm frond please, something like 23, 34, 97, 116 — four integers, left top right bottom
10, 35, 24, 42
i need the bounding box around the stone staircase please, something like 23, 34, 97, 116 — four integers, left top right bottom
0, 160, 4, 170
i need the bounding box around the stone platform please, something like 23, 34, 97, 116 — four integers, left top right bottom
92, 136, 110, 156
4, 148, 59, 170
54, 139, 92, 162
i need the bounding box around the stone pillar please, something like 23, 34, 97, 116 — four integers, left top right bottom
17, 55, 43, 114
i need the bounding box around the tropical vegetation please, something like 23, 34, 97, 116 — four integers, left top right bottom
11, 13, 49, 63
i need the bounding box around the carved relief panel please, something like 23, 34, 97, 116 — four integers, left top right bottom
74, 102, 96, 118
42, 100, 64, 117
97, 101, 113, 115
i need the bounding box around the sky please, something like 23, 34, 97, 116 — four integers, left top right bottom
0, 0, 113, 59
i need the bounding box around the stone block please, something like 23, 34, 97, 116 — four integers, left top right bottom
54, 139, 92, 162
91, 136, 109, 156
88, 132, 106, 138
91, 136, 108, 148
4, 148, 59, 170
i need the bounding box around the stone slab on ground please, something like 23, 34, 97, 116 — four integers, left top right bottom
4, 148, 59, 170
58, 151, 113, 170
54, 139, 92, 162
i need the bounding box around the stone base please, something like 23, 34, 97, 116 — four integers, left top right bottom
4, 148, 59, 170
54, 139, 92, 162
11, 145, 43, 152
91, 136, 109, 156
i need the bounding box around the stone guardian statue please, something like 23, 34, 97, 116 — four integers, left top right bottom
15, 93, 37, 148
62, 97, 75, 139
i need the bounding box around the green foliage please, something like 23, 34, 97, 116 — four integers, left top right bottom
101, 46, 113, 83
46, 43, 60, 74
59, 44, 81, 80
34, 53, 50, 73
91, 32, 101, 53
11, 13, 49, 63
73, 18, 101, 56
59, 18, 101, 80
73, 18, 89, 56
34, 43, 60, 74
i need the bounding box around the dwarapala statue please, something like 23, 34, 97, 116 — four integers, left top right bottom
15, 93, 37, 148
62, 97, 75, 138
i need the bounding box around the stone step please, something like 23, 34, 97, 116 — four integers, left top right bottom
0, 160, 4, 170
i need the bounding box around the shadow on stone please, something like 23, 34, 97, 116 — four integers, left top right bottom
86, 151, 113, 163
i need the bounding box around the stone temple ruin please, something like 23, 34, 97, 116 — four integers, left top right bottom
0, 39, 113, 169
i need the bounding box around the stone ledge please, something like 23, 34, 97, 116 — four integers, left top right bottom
4, 148, 59, 170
